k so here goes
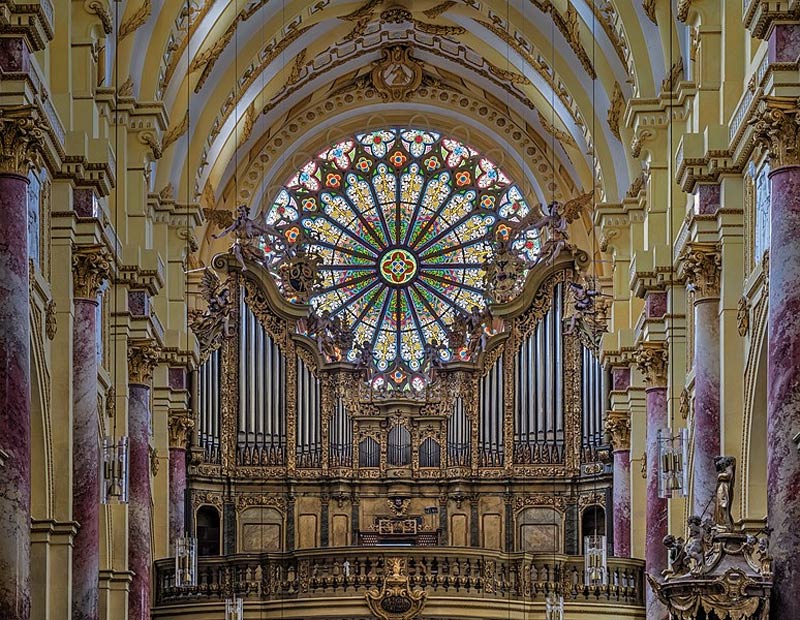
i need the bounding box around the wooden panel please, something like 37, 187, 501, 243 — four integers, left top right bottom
482, 513, 503, 550
332, 514, 349, 547
241, 524, 282, 552
450, 513, 468, 547
298, 513, 318, 548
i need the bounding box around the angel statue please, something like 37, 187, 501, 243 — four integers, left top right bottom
483, 233, 529, 303
212, 205, 286, 271
713, 456, 736, 531
190, 267, 234, 354
563, 278, 610, 345
423, 337, 448, 379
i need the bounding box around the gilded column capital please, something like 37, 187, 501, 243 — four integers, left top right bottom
0, 105, 47, 176
168, 413, 194, 449
751, 96, 800, 168
634, 342, 668, 387
128, 340, 161, 385
680, 242, 721, 300
605, 411, 631, 451
72, 244, 111, 300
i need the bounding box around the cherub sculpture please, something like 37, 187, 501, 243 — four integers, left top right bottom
663, 534, 690, 576
212, 205, 285, 271
563, 278, 610, 344
423, 338, 448, 378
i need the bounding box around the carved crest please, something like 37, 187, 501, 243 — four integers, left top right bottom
371, 46, 423, 102
365, 558, 427, 620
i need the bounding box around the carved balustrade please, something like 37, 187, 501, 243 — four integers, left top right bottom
153, 547, 644, 608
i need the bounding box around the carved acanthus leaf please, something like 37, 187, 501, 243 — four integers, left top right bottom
162, 111, 189, 151
0, 106, 47, 176
680, 243, 721, 299
605, 411, 630, 450
607, 81, 625, 141
127, 340, 161, 385
635, 342, 668, 387
642, 0, 657, 24
85, 0, 113, 34
169, 413, 195, 448
117, 76, 135, 98
239, 101, 257, 147
737, 297, 750, 337
423, 0, 457, 18
72, 245, 112, 300
750, 96, 800, 168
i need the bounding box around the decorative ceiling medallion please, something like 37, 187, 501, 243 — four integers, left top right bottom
365, 558, 427, 620
371, 46, 423, 101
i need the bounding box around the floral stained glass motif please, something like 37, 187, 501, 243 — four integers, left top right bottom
262, 128, 539, 378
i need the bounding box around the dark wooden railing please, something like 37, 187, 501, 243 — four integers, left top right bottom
153, 547, 645, 608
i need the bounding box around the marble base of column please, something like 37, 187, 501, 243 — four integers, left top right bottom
0, 172, 31, 620
767, 165, 800, 618
612, 448, 631, 557
72, 300, 100, 620
128, 384, 152, 620
692, 299, 721, 517
646, 387, 668, 620
168, 447, 186, 544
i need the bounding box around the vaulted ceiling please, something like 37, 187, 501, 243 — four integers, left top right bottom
109, 0, 681, 258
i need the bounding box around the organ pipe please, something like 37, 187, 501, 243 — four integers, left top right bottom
447, 397, 471, 466
479, 356, 504, 466
296, 355, 321, 468
197, 348, 221, 463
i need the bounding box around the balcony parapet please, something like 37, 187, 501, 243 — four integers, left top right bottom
154, 547, 645, 610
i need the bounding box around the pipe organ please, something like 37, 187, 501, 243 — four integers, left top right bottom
479, 356, 504, 466
197, 348, 221, 463
329, 398, 353, 467
387, 423, 411, 466
581, 346, 606, 460
238, 300, 287, 466
296, 355, 322, 468
513, 283, 565, 464
359, 436, 380, 468
447, 397, 471, 467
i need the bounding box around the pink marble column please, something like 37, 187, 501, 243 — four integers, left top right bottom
127, 343, 160, 620
636, 344, 668, 620
167, 413, 192, 544
0, 171, 32, 620
681, 243, 721, 516
0, 106, 44, 620
766, 165, 800, 618
71, 246, 110, 620
612, 447, 631, 557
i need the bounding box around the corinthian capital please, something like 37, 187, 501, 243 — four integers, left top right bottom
72, 245, 111, 300
751, 96, 800, 168
634, 342, 668, 387
0, 106, 47, 176
128, 340, 161, 385
604, 411, 631, 451
680, 242, 721, 299
168, 413, 194, 448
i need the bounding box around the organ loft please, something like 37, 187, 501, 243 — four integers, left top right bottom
0, 1, 794, 620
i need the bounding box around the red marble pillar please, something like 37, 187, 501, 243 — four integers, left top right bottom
752, 97, 800, 618
636, 343, 668, 620
606, 410, 631, 557
168, 414, 193, 544
0, 107, 45, 620
681, 243, 721, 516
71, 246, 111, 620
127, 342, 160, 620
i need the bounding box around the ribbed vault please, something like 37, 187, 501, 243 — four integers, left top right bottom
106, 0, 681, 262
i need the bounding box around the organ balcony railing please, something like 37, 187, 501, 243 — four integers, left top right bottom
153, 547, 645, 609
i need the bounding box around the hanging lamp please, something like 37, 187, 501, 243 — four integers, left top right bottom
657, 428, 689, 498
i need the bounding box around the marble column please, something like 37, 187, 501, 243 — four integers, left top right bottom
71, 246, 111, 620
0, 107, 45, 620
605, 411, 631, 557
635, 343, 669, 620
127, 342, 160, 620
752, 97, 800, 619
681, 243, 721, 516
168, 414, 193, 544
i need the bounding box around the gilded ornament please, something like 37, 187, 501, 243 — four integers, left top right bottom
84, 0, 113, 34
422, 1, 456, 18
119, 0, 152, 40
604, 411, 630, 450
365, 558, 427, 620
680, 242, 721, 299
106, 387, 116, 419
635, 342, 668, 387
0, 106, 47, 177
72, 244, 111, 300
679, 387, 691, 420
45, 299, 57, 340
677, 0, 693, 22
737, 296, 750, 337
127, 340, 161, 385
642, 0, 657, 24
607, 81, 624, 141
168, 413, 194, 448
751, 96, 800, 168
370, 46, 424, 102
162, 111, 189, 151
149, 446, 160, 476
117, 76, 135, 98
